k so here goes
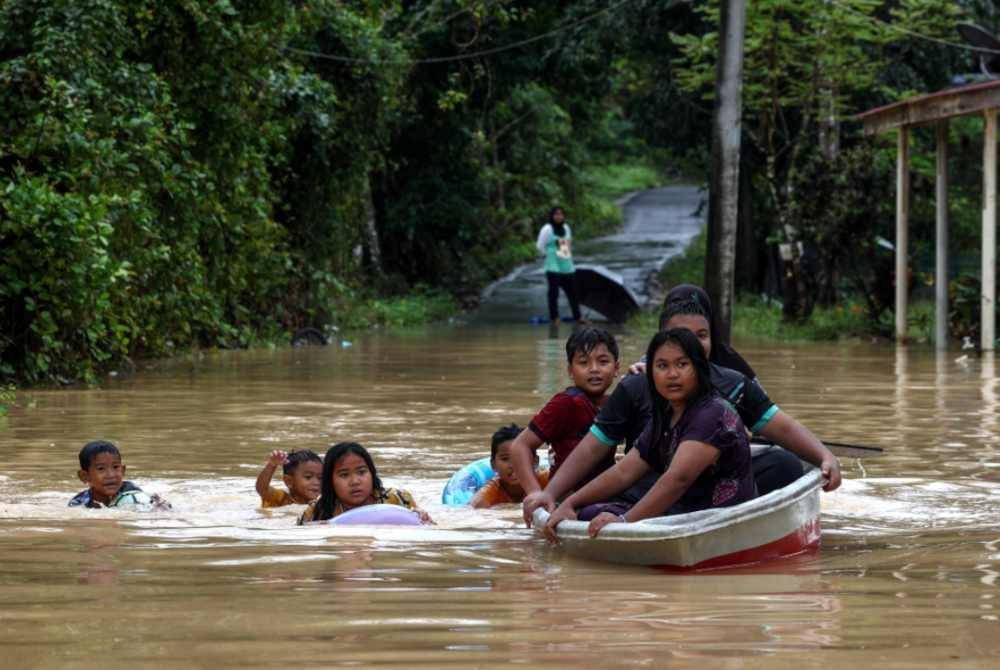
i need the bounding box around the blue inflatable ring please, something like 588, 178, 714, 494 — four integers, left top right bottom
441, 455, 550, 506
328, 503, 422, 526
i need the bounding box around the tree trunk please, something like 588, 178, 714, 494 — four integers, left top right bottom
779, 239, 811, 321
705, 0, 747, 346
818, 86, 840, 161
490, 119, 507, 213
735, 153, 758, 292
767, 151, 810, 322
362, 172, 383, 276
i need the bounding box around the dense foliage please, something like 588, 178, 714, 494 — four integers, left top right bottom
1, 0, 990, 383
0, 1, 642, 383
631, 0, 998, 329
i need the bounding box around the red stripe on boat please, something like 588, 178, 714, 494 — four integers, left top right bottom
655, 517, 822, 573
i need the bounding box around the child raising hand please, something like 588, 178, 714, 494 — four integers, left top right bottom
256, 449, 322, 508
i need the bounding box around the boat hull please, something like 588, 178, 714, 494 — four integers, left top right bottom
533, 467, 823, 571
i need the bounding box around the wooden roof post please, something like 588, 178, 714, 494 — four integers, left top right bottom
936, 120, 949, 350
983, 109, 997, 351
896, 126, 910, 344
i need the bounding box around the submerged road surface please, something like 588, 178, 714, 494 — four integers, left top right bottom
473, 184, 705, 323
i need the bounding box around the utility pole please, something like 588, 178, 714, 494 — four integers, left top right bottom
705, 0, 747, 345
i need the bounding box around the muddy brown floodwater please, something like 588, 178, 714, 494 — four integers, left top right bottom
1, 324, 998, 668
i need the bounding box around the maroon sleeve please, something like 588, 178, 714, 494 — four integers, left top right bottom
528, 392, 573, 444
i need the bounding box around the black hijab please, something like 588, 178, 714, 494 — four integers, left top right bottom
664, 284, 756, 379
548, 206, 566, 237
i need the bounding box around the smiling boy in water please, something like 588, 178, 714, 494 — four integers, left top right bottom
472, 424, 550, 508
69, 440, 170, 510
255, 449, 323, 507
508, 328, 620, 497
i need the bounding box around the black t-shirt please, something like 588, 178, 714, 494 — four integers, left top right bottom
589, 364, 778, 452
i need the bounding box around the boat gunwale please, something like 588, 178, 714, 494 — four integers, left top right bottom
533, 468, 823, 544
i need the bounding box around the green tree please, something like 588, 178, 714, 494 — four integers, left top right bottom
669, 0, 960, 320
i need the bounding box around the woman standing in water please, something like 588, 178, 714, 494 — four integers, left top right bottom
536, 206, 583, 323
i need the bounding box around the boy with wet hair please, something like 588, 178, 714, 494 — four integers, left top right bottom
508, 327, 620, 497
256, 449, 323, 507
69, 440, 170, 510
529, 293, 839, 536
472, 424, 551, 508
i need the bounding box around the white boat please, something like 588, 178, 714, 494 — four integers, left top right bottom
532, 450, 823, 571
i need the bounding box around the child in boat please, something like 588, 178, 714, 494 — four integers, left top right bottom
528, 292, 840, 534
509, 327, 620, 499
550, 328, 756, 538
255, 449, 323, 508
472, 424, 551, 508
298, 442, 432, 524
69, 440, 171, 510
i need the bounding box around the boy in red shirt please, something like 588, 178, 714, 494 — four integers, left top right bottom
510, 328, 620, 497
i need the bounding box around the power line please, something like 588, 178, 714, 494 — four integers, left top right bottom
283, 0, 640, 65
402, 0, 508, 41
828, 0, 1000, 55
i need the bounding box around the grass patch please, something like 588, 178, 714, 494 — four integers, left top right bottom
659, 227, 706, 290
583, 162, 664, 202
573, 160, 667, 240
627, 222, 939, 343
0, 383, 14, 416
628, 307, 660, 334
732, 296, 878, 341
733, 296, 937, 342
632, 293, 935, 343
337, 287, 459, 331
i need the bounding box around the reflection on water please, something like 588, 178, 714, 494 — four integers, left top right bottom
1, 325, 999, 667
982, 353, 999, 442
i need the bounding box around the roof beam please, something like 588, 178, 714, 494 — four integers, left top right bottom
859, 81, 1000, 134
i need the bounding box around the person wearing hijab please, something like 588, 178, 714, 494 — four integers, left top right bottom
664, 283, 756, 379
536, 206, 583, 323
522, 284, 843, 532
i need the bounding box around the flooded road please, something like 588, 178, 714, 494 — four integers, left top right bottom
1, 326, 998, 668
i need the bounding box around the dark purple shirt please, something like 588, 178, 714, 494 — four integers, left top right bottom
634, 393, 756, 514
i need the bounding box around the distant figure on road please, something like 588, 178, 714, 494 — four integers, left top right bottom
536, 206, 582, 323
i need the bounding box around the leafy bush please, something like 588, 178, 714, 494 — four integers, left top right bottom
947, 273, 1000, 346
0, 383, 14, 416
0, 0, 668, 384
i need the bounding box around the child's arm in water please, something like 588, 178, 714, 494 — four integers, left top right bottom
149, 493, 172, 511
470, 479, 507, 509
508, 428, 545, 497
470, 486, 491, 509
255, 450, 287, 499
393, 488, 434, 524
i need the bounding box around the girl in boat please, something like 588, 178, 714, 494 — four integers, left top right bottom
549, 328, 756, 538
298, 442, 432, 524
524, 286, 841, 534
